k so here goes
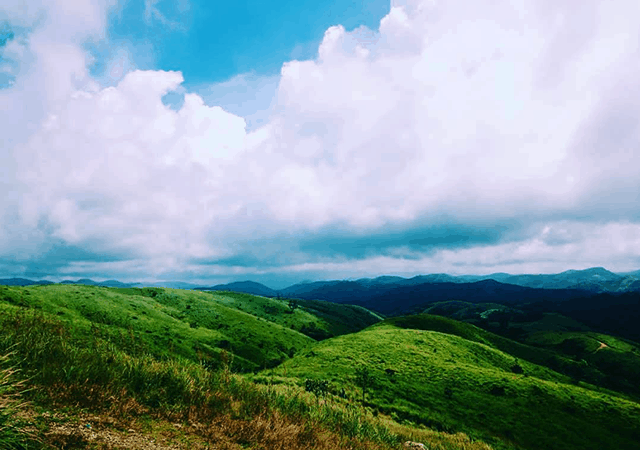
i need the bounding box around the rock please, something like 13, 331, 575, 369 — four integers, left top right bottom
404, 441, 426, 449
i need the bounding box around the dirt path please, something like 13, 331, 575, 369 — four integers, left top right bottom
19, 409, 241, 450
45, 420, 185, 450
595, 341, 608, 352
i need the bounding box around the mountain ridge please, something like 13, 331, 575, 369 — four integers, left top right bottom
4, 266, 640, 295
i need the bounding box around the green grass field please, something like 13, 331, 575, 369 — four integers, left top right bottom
264, 314, 640, 450
523, 330, 640, 397
1, 284, 639, 450
0, 284, 379, 372
421, 301, 640, 399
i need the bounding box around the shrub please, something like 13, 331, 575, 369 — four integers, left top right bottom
304, 379, 330, 399
355, 365, 374, 405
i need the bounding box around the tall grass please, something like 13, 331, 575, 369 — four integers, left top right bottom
0, 350, 40, 449
0, 307, 404, 449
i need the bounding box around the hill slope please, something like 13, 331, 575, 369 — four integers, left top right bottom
0, 286, 497, 450
293, 279, 588, 314
264, 314, 640, 450
0, 285, 380, 372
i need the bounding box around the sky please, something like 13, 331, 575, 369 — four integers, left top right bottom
1, 0, 640, 289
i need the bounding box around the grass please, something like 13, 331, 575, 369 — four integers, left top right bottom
3, 284, 638, 449
0, 284, 381, 373
420, 301, 640, 399
265, 314, 640, 450
0, 351, 42, 449
198, 290, 382, 340
0, 284, 375, 372
0, 304, 407, 449
523, 330, 640, 397
382, 314, 611, 387
1, 284, 471, 449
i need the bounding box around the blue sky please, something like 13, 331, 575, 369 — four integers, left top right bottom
87, 0, 390, 129
2, 0, 640, 289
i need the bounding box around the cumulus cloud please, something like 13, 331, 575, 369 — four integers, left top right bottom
13, 69, 250, 265
2, 0, 640, 282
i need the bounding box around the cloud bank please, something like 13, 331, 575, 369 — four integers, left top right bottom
2, 0, 640, 285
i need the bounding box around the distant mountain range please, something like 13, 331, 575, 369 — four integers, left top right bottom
278, 279, 589, 314
3, 267, 639, 344
0, 278, 203, 289
3, 266, 640, 296
471, 267, 640, 292
273, 267, 640, 298
59, 278, 139, 288
0, 278, 55, 286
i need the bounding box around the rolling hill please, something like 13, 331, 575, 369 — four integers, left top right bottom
263, 314, 640, 450
0, 284, 380, 372
1, 284, 639, 449
0, 284, 502, 450
421, 300, 640, 399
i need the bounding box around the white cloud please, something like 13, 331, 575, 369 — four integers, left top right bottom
1, 1, 117, 257
270, 221, 640, 279
2, 0, 640, 281
12, 69, 251, 266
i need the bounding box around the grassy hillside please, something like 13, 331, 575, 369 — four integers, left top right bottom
263, 315, 640, 450
523, 330, 640, 396
0, 284, 314, 372
0, 285, 498, 450
0, 285, 378, 373
420, 301, 640, 399
2, 284, 638, 450
198, 290, 382, 340
0, 305, 399, 450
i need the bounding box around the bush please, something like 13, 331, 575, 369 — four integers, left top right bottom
304, 379, 330, 399
355, 365, 374, 405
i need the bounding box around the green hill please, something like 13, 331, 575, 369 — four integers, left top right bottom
2, 285, 639, 450
0, 284, 379, 372
263, 314, 640, 450
420, 301, 640, 399
0, 285, 499, 450
197, 290, 383, 340
523, 330, 640, 396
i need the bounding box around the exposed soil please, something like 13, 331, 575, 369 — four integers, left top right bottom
595, 341, 609, 352
18, 408, 241, 450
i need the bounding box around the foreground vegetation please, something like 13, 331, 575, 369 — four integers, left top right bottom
0, 284, 496, 449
